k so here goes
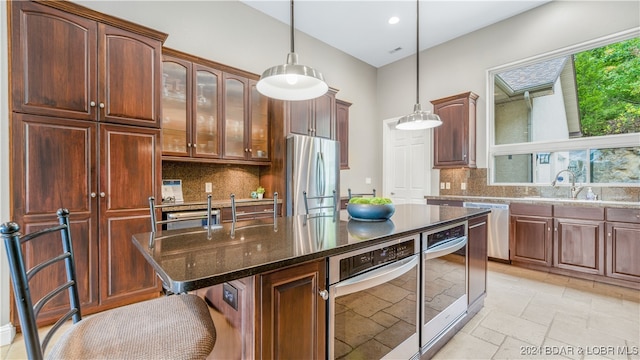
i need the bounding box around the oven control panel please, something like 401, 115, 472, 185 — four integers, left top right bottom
339, 239, 415, 281
426, 223, 466, 249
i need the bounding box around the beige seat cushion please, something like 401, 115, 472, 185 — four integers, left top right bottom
47, 294, 216, 360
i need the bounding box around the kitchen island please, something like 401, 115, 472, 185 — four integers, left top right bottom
132, 204, 490, 359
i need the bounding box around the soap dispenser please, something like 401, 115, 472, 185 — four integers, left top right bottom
586, 187, 595, 200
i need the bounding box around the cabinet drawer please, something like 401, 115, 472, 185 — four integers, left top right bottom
426, 199, 464, 207
554, 205, 604, 221
510, 203, 553, 217
606, 207, 640, 224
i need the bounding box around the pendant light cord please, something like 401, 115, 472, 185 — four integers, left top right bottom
290, 0, 295, 53
415, 0, 420, 104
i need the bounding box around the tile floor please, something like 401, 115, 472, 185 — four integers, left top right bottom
2, 261, 639, 360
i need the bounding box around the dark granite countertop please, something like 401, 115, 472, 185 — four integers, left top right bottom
132, 204, 490, 293
159, 198, 281, 212
425, 195, 640, 209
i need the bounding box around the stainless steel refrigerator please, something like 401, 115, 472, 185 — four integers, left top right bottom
286, 134, 340, 216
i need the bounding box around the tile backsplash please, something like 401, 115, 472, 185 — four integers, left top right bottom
439, 168, 640, 202
162, 162, 262, 202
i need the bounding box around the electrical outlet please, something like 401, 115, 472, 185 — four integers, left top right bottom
205, 182, 212, 193
440, 182, 445, 189
445, 182, 451, 190
461, 182, 467, 190
222, 283, 238, 311
365, 177, 372, 185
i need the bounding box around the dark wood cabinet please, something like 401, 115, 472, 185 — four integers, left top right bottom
287, 89, 337, 139
11, 1, 165, 128
431, 92, 478, 169
220, 204, 282, 223
9, 1, 166, 325
553, 206, 605, 275
256, 259, 327, 359
605, 208, 640, 283
468, 215, 488, 309
336, 99, 351, 169
509, 203, 553, 266
11, 114, 161, 324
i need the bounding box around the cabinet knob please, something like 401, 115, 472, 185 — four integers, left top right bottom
188, 143, 192, 147
192, 143, 196, 148
99, 102, 105, 109
100, 192, 106, 198
90, 101, 96, 107
318, 289, 329, 300
90, 192, 97, 198
248, 148, 252, 152
244, 148, 248, 152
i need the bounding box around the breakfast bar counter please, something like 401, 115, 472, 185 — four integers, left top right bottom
132, 204, 489, 293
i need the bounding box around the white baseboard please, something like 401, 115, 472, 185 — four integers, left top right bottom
0, 323, 16, 346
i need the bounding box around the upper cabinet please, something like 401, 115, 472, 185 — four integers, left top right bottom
11, 1, 165, 128
336, 99, 351, 169
161, 52, 222, 159
161, 49, 269, 164
288, 89, 337, 139
222, 76, 270, 162
432, 92, 479, 168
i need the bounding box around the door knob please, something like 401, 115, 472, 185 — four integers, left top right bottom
318, 289, 329, 300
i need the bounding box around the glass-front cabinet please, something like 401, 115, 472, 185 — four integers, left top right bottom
222, 75, 269, 161
161, 50, 268, 163
161, 53, 221, 159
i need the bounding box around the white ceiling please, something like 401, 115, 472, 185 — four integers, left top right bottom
241, 0, 552, 68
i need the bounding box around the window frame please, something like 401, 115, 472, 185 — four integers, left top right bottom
486, 28, 640, 187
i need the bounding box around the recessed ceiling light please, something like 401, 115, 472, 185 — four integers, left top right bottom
388, 16, 400, 25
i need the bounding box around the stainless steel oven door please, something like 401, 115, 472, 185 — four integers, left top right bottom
329, 254, 420, 360
421, 234, 468, 349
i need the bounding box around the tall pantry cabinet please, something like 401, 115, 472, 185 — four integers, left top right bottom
10, 1, 166, 325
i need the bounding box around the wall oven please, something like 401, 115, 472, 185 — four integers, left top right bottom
328, 235, 420, 360
421, 221, 468, 351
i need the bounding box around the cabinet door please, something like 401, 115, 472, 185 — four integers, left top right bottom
468, 215, 488, 307
161, 56, 191, 156
510, 215, 552, 266
193, 64, 222, 158
554, 218, 604, 275
336, 100, 351, 169
249, 80, 270, 161
313, 92, 334, 139
223, 74, 248, 159
11, 114, 99, 325
99, 124, 161, 305
289, 100, 313, 136
258, 260, 327, 359
98, 24, 162, 127
606, 222, 640, 282
432, 92, 478, 168
11, 1, 97, 121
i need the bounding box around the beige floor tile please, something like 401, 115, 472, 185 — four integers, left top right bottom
431, 331, 498, 360
480, 310, 549, 346
494, 336, 567, 360
471, 325, 506, 346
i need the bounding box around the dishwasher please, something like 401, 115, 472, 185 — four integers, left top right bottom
463, 202, 510, 262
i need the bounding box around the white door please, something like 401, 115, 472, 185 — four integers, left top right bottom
382, 118, 432, 204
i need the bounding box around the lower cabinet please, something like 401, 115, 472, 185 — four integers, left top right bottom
256, 259, 327, 359
220, 204, 282, 222
509, 204, 553, 266
553, 206, 605, 275
468, 215, 488, 308
606, 208, 640, 282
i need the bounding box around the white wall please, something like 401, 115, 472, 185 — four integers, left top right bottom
1, 0, 639, 345
377, 0, 640, 193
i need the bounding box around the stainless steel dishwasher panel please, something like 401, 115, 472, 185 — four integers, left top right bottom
463, 202, 510, 262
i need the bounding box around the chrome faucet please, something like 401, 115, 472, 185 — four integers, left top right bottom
551, 169, 584, 199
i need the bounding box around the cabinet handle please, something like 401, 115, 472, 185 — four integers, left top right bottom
99, 102, 105, 109
608, 232, 611, 237
188, 143, 192, 147
100, 192, 106, 198
554, 227, 557, 232
90, 192, 96, 198
318, 289, 329, 300
90, 101, 96, 107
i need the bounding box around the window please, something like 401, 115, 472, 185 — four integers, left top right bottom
488, 30, 640, 186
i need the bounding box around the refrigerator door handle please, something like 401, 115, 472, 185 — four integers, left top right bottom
317, 152, 325, 197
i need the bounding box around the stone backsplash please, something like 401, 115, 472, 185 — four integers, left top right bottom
438, 168, 640, 202
162, 162, 262, 202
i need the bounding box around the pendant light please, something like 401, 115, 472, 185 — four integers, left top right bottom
256, 0, 328, 101
396, 0, 442, 130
